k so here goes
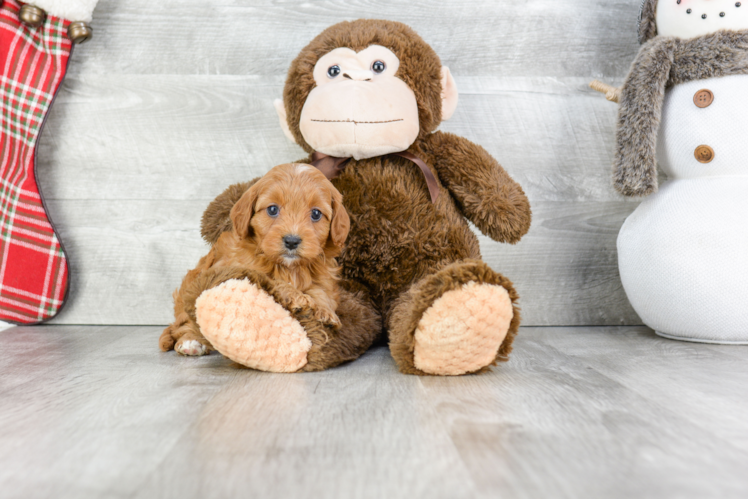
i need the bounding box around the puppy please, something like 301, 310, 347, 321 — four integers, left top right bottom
159, 163, 350, 356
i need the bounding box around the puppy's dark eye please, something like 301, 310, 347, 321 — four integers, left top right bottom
266, 205, 279, 217
327, 65, 341, 78
372, 60, 385, 73
311, 209, 322, 221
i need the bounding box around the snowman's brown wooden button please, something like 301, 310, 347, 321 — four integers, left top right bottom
695, 145, 715, 163
694, 89, 714, 108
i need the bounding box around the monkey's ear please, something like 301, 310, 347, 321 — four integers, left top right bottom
440, 66, 458, 121
274, 98, 297, 144
230, 183, 261, 239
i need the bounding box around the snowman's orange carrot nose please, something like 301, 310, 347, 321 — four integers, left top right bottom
589, 80, 622, 103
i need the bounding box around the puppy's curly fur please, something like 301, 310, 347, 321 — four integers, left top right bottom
159, 163, 350, 355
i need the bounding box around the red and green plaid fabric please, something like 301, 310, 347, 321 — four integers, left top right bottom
0, 0, 71, 324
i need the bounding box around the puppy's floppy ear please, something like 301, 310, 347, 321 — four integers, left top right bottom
230, 182, 261, 239
328, 185, 350, 249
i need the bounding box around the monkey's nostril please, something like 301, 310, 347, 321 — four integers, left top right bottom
283, 235, 302, 250
342, 73, 352, 79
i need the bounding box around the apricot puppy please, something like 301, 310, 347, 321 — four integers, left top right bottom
159, 163, 350, 356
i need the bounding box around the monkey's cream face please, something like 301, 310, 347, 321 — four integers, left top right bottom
298, 45, 420, 160
656, 0, 748, 39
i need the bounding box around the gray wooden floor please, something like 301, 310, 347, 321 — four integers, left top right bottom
1, 326, 746, 498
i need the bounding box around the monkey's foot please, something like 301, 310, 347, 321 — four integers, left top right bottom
389, 259, 520, 376
195, 279, 312, 372
413, 281, 513, 376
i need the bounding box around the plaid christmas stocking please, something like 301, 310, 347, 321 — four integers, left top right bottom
0, 0, 95, 324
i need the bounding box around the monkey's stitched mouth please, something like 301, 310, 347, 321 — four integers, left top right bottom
310, 119, 404, 124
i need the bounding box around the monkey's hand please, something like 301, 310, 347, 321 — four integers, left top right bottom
200, 177, 261, 245
422, 131, 531, 244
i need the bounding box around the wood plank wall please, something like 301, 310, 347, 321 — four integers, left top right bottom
30, 0, 646, 326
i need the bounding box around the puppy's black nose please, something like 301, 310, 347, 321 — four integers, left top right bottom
283, 235, 302, 250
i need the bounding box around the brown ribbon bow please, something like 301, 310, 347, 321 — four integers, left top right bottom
310, 151, 440, 203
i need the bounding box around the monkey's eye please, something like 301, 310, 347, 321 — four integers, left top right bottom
327, 65, 341, 78
266, 205, 279, 217
311, 208, 322, 222
372, 60, 386, 73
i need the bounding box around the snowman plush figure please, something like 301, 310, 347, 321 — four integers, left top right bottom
608, 0, 748, 343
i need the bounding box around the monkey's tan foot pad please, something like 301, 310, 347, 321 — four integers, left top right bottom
413, 281, 513, 376
175, 339, 209, 356
195, 278, 312, 372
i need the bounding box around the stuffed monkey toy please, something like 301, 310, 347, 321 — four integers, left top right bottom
0, 0, 95, 324
591, 0, 748, 343
161, 20, 532, 374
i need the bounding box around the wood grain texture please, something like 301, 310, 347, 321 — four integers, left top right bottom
44, 199, 639, 325
67, 0, 640, 79
24, 0, 647, 326
1, 325, 747, 497
38, 76, 628, 203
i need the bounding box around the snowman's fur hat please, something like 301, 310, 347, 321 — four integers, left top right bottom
615, 30, 748, 196
638, 0, 659, 44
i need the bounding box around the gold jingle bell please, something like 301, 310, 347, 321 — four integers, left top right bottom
19, 4, 46, 28
67, 21, 92, 44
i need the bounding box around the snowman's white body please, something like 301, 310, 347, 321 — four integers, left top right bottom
617, 75, 748, 342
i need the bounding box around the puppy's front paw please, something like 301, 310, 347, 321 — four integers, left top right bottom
176, 339, 209, 356
288, 293, 315, 313
315, 309, 341, 328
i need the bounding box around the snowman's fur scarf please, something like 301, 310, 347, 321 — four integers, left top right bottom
23, 0, 98, 23
614, 30, 748, 197
638, 0, 658, 44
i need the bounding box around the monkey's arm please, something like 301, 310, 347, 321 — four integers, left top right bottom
200, 157, 313, 244
422, 131, 531, 244
200, 178, 260, 244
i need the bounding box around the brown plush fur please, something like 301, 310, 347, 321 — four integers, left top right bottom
388, 259, 521, 375
160, 163, 350, 353
198, 20, 531, 374
638, 0, 658, 44
201, 180, 258, 244
615, 30, 748, 196
304, 279, 383, 372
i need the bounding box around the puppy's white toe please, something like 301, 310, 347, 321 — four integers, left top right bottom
176, 339, 208, 356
